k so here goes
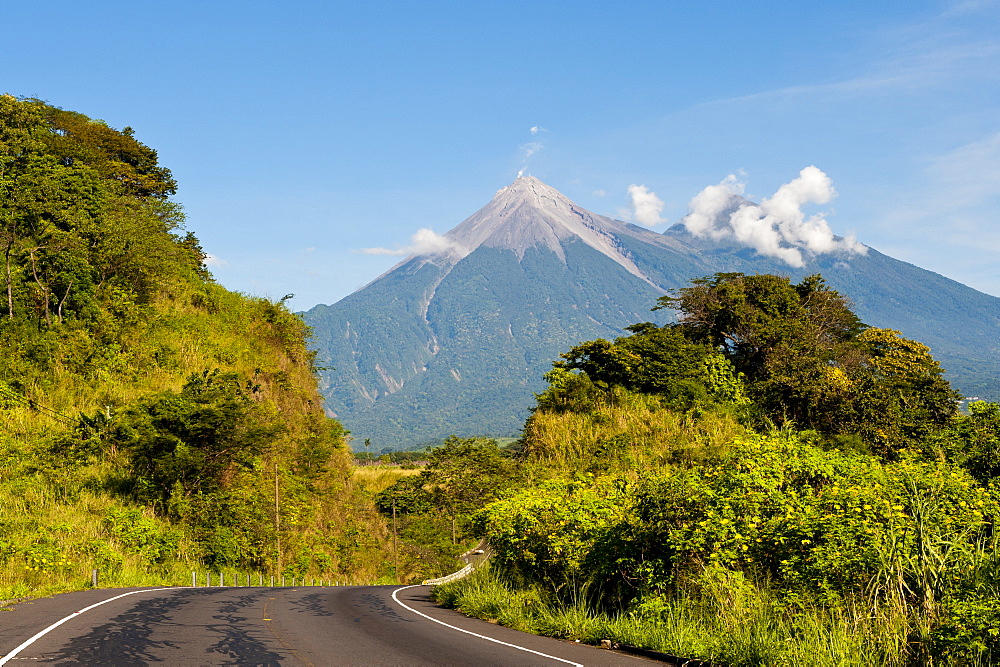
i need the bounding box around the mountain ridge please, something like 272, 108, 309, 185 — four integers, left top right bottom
444, 176, 655, 282
305, 177, 1000, 449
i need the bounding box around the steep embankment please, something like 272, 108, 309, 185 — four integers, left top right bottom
0, 96, 391, 600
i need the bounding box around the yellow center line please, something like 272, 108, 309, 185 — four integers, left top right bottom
260, 590, 315, 667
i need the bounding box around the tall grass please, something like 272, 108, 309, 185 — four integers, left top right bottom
522, 386, 744, 474
434, 566, 917, 666
0, 283, 398, 601
0, 468, 198, 602
0, 450, 399, 601
351, 466, 423, 495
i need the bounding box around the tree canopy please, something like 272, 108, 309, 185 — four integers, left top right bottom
114, 370, 284, 509
0, 95, 202, 331
542, 272, 959, 456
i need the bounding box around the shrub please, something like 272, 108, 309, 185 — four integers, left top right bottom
472, 477, 629, 599
627, 432, 999, 609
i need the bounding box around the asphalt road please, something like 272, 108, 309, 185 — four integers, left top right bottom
0, 585, 657, 665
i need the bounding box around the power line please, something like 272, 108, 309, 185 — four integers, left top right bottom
0, 384, 77, 426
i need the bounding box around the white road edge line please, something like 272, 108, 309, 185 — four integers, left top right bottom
0, 587, 176, 665
391, 585, 584, 667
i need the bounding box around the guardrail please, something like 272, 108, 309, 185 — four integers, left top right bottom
86, 569, 347, 588
190, 573, 336, 587
422, 540, 491, 585
422, 563, 474, 586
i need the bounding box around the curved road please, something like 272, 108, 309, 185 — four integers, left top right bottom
0, 585, 656, 665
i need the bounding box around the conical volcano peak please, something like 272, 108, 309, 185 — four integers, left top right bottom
492, 174, 568, 207
489, 176, 591, 223
306, 173, 1000, 449
446, 175, 650, 280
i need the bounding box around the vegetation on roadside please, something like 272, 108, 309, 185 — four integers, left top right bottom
0, 95, 393, 601
6, 93, 999, 665
353, 449, 429, 465
371, 435, 521, 581
427, 273, 1000, 664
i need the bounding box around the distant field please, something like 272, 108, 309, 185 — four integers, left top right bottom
352, 466, 423, 495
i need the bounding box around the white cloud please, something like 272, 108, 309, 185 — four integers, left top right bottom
410, 228, 464, 255
682, 167, 866, 267
682, 174, 744, 239
521, 141, 543, 160
626, 184, 667, 227
530, 125, 546, 135
593, 189, 607, 197
355, 228, 465, 257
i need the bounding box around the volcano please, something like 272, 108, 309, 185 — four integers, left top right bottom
304, 177, 1000, 450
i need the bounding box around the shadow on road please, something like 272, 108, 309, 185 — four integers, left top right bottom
43, 589, 288, 666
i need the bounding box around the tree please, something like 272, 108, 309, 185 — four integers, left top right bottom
555, 323, 712, 404
376, 436, 518, 544
846, 328, 960, 454
374, 475, 434, 516
657, 273, 865, 428
40, 104, 177, 200
114, 370, 284, 510
0, 96, 204, 331
549, 320, 751, 412
935, 401, 1000, 483
423, 436, 517, 542
538, 272, 959, 455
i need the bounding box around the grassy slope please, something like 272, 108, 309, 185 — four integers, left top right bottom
0, 280, 398, 600
435, 379, 1000, 664
0, 97, 395, 600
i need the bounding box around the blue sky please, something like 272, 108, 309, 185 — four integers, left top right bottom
2, 1, 998, 308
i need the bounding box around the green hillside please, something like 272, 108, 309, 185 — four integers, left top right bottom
305, 179, 999, 452
306, 242, 666, 449
0, 96, 393, 600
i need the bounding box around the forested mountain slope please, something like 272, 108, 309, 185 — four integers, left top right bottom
305, 177, 1000, 450
0, 96, 391, 599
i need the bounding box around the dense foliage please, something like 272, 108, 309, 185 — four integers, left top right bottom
0, 96, 392, 598
373, 436, 520, 579
667, 275, 958, 452
549, 274, 958, 456
435, 273, 1000, 664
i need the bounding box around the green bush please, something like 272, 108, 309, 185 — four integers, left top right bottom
628, 433, 998, 605
102, 507, 179, 564
932, 592, 1000, 662
472, 477, 629, 597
